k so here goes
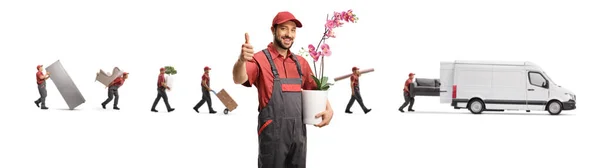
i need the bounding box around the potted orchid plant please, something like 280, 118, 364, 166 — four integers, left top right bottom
298, 9, 358, 125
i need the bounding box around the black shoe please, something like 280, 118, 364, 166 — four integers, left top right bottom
209, 110, 217, 114
399, 109, 405, 112
193, 108, 199, 113
41, 106, 48, 110
167, 108, 175, 112
151, 109, 158, 112
113, 107, 120, 110
101, 103, 106, 109
35, 101, 40, 108
408, 109, 415, 112
345, 110, 353, 114
364, 109, 372, 114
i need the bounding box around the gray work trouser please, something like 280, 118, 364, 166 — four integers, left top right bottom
194, 89, 214, 111
399, 92, 415, 110
102, 86, 120, 107
151, 87, 172, 110
345, 86, 368, 112
35, 83, 47, 107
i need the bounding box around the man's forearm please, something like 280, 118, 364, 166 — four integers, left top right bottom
233, 60, 248, 84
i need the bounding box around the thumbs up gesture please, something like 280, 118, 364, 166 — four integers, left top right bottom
239, 33, 254, 62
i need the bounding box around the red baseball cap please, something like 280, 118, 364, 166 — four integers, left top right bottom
352, 67, 359, 71
123, 72, 129, 75
37, 65, 43, 69
204, 66, 211, 71
273, 11, 303, 28
160, 67, 165, 71
409, 72, 415, 76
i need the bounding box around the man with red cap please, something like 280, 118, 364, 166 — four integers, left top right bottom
193, 66, 217, 114
345, 66, 372, 114
232, 11, 334, 168
151, 67, 175, 112
102, 72, 128, 110
34, 65, 50, 109
399, 72, 416, 112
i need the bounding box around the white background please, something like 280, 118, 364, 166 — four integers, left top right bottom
1, 0, 599, 167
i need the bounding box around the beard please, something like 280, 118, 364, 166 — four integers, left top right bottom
273, 33, 294, 49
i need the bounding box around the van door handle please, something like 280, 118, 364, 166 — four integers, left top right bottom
528, 89, 534, 91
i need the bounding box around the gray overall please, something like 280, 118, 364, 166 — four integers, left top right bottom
35, 80, 47, 107
257, 49, 306, 168
102, 85, 120, 107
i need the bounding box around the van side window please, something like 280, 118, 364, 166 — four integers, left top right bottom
529, 72, 547, 88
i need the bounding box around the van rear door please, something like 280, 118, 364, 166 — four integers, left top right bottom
440, 62, 454, 103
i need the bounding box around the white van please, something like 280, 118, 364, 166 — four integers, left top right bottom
438, 60, 576, 115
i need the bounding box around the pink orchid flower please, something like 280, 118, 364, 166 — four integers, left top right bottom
312, 51, 321, 62
325, 30, 336, 38
308, 44, 318, 57
326, 19, 337, 30
340, 12, 349, 22
321, 43, 331, 56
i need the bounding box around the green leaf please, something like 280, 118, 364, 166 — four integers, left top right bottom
312, 75, 322, 90
164, 66, 177, 75
320, 76, 329, 88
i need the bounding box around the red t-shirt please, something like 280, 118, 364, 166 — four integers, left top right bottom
350, 74, 359, 87
110, 77, 125, 87
243, 42, 318, 110
404, 79, 412, 92
202, 73, 210, 87
36, 71, 44, 84
157, 74, 165, 88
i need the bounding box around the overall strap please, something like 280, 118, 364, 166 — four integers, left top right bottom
262, 49, 279, 79
290, 53, 303, 78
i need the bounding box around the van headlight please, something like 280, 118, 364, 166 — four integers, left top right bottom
565, 93, 575, 101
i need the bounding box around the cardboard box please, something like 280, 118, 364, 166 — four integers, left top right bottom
216, 89, 238, 112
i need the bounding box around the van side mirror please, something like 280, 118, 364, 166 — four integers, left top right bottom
542, 82, 548, 88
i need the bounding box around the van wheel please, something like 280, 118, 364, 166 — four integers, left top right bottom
468, 99, 485, 114
547, 101, 562, 115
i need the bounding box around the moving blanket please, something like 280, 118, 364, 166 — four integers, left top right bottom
45, 60, 86, 110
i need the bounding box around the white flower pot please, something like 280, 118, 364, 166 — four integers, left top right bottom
166, 75, 175, 90
302, 90, 328, 125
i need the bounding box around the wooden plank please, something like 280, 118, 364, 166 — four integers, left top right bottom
334, 68, 375, 81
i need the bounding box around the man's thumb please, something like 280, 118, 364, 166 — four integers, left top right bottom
245, 32, 250, 44
314, 112, 324, 118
